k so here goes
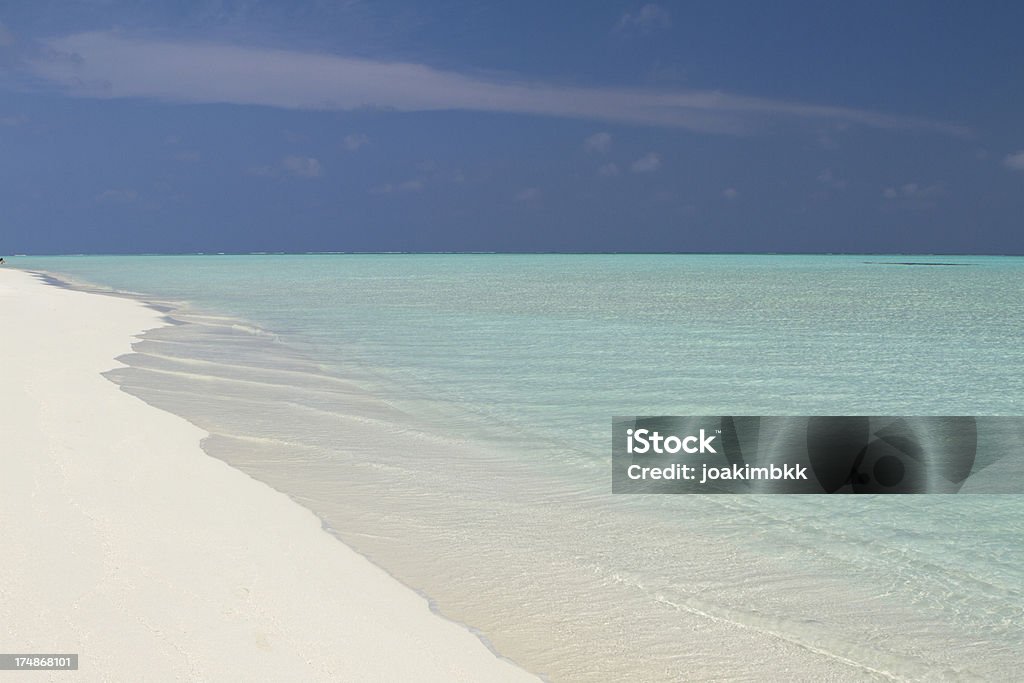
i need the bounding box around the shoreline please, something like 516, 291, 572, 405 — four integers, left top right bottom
0, 268, 537, 681
7, 257, 1022, 681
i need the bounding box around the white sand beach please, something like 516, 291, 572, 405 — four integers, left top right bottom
0, 268, 535, 681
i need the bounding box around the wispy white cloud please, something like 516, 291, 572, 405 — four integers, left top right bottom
248, 156, 323, 178
814, 123, 849, 151
173, 149, 201, 162
0, 114, 27, 126
96, 188, 138, 203
882, 182, 941, 200
722, 187, 739, 201
631, 152, 661, 173
583, 131, 612, 153
0, 22, 14, 47
617, 4, 672, 33
598, 162, 620, 177
343, 132, 370, 150
25, 32, 969, 137
283, 155, 322, 177
882, 181, 942, 210
515, 187, 542, 202
1004, 150, 1024, 171
817, 168, 847, 189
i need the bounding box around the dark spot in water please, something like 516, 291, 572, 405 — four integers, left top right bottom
863, 261, 972, 266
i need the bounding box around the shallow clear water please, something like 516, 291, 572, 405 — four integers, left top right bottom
16, 254, 1024, 681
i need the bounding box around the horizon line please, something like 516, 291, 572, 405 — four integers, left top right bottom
7, 251, 1024, 258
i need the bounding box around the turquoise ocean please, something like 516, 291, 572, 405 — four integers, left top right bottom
16, 254, 1024, 681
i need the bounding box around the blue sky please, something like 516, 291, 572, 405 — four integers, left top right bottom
1, 1, 1022, 254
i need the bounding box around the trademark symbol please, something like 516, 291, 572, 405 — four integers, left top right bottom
716, 430, 722, 434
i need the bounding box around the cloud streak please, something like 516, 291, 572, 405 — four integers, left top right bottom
1004, 150, 1024, 171
0, 22, 14, 47
882, 181, 943, 210
283, 155, 322, 177
584, 131, 612, 153
631, 152, 661, 173
616, 4, 672, 33
343, 133, 370, 150
27, 32, 969, 136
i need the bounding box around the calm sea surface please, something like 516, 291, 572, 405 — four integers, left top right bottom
16, 254, 1024, 681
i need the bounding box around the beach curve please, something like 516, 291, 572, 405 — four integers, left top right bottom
0, 267, 537, 681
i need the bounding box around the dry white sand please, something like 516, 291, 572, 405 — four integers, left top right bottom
0, 268, 537, 682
